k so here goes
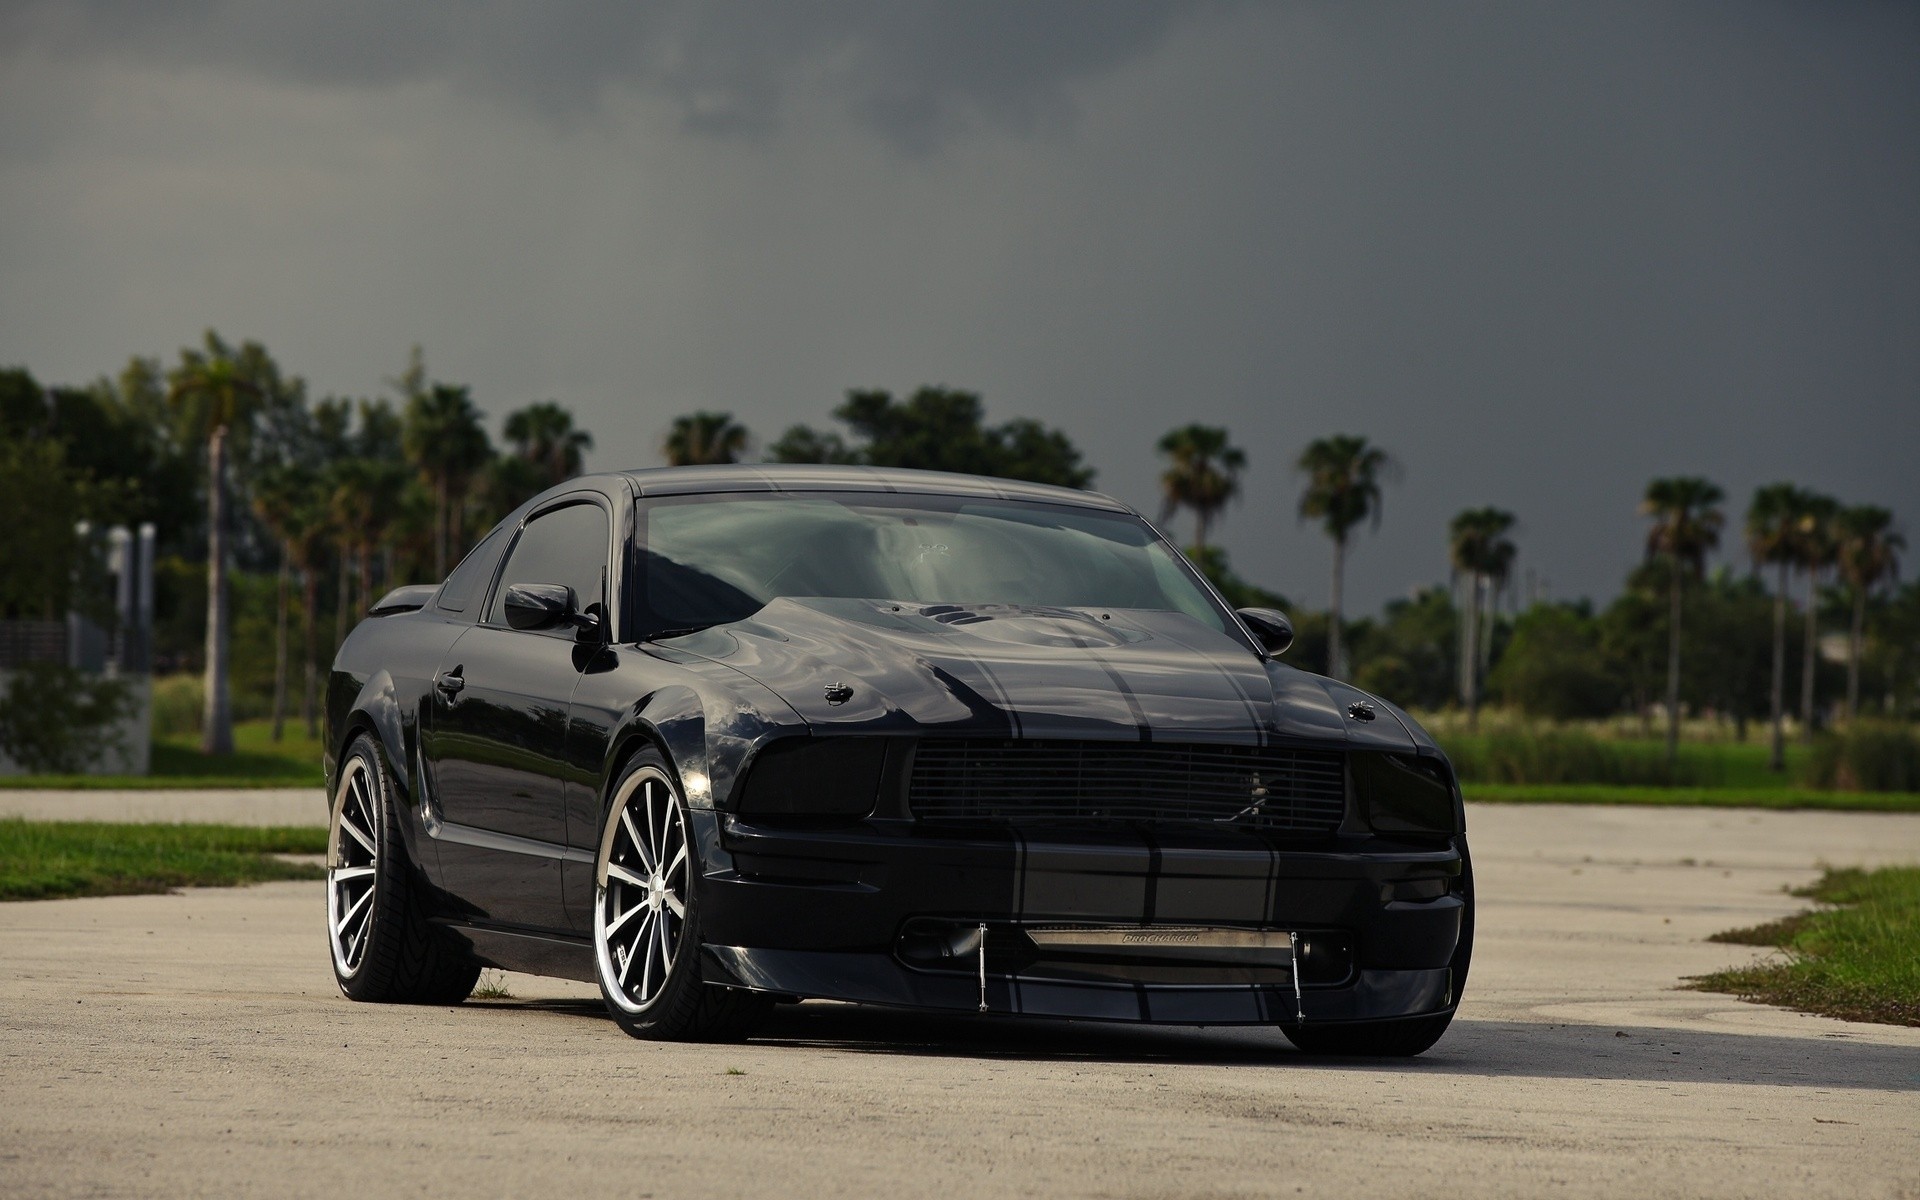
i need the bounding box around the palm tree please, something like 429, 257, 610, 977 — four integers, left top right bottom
331, 459, 409, 621
505, 401, 594, 486
287, 491, 332, 740
386, 477, 440, 586
1746, 483, 1807, 770
1479, 533, 1516, 690
1156, 425, 1246, 550
1448, 507, 1516, 727
1834, 505, 1903, 720
329, 465, 374, 625
1641, 477, 1725, 765
354, 397, 406, 461
1297, 435, 1392, 680
663, 411, 749, 466
478, 454, 549, 532
251, 465, 333, 740
1792, 493, 1838, 742
250, 467, 302, 742
328, 479, 353, 659
166, 337, 262, 755
402, 384, 492, 578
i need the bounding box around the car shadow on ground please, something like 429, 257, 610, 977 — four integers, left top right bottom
486, 997, 1919, 1091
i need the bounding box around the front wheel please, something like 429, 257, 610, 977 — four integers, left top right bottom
592, 749, 769, 1041
1280, 1011, 1455, 1057
1284, 838, 1473, 1057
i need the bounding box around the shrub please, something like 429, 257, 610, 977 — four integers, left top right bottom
1442, 726, 1709, 786
1350, 587, 1457, 711
150, 673, 203, 738
1803, 722, 1920, 793
151, 665, 278, 736
1485, 606, 1622, 721
0, 664, 137, 774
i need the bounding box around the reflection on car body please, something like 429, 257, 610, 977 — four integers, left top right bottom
324, 465, 1471, 1054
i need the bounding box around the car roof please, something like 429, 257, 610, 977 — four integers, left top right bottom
606, 463, 1133, 514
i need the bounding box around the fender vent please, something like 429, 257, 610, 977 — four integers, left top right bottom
909, 739, 1346, 834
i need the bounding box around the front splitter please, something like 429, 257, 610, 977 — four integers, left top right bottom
701, 944, 1453, 1025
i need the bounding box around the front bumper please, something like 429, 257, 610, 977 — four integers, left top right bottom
696, 813, 1469, 1026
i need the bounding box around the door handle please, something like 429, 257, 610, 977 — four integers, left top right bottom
435, 668, 465, 699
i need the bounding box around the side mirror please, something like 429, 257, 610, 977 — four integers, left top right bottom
1236, 607, 1294, 657
504, 583, 577, 631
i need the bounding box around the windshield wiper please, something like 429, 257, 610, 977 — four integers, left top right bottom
639, 624, 719, 643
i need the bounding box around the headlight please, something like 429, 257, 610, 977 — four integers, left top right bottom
732, 737, 887, 821
1353, 751, 1459, 837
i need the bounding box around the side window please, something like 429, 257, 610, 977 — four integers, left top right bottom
435, 524, 511, 618
487, 502, 611, 629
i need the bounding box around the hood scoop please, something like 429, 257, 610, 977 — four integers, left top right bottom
912, 603, 1143, 649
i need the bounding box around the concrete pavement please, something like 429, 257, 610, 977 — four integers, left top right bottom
1, 802, 1917, 1198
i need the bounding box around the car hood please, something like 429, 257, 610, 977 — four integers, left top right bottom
668, 597, 1416, 751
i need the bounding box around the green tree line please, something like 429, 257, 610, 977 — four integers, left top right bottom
3, 339, 1911, 764
2, 336, 595, 753
643, 406, 1916, 755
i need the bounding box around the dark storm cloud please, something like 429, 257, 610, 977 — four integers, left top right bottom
0, 2, 1914, 611
0, 0, 1201, 150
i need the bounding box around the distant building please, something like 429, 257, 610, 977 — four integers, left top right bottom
0, 522, 155, 775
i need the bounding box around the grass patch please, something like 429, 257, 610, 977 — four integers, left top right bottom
1707, 914, 1809, 947
1690, 866, 1920, 1027
0, 819, 326, 901
0, 719, 324, 790
1464, 782, 1920, 812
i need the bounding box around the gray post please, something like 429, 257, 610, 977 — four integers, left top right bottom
107, 525, 132, 675
68, 520, 91, 670
136, 523, 156, 674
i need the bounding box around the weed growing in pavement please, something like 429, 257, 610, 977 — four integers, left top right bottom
471, 971, 513, 1001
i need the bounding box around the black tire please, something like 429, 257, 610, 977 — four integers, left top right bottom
328, 732, 480, 1005
592, 748, 771, 1041
1282, 838, 1474, 1058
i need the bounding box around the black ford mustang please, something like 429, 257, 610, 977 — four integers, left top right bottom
325, 465, 1471, 1054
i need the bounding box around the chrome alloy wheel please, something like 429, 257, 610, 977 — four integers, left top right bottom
327, 755, 380, 978
595, 766, 690, 1013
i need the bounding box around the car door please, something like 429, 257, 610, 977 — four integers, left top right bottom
423, 497, 612, 932
395, 520, 514, 887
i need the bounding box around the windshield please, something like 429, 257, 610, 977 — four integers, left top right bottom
633, 492, 1230, 638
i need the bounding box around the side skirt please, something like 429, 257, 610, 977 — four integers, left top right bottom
436, 922, 596, 983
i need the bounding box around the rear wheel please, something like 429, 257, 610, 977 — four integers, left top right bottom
328, 733, 479, 1004
592, 749, 770, 1041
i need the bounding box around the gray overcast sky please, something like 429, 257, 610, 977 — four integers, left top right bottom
2, 1, 1915, 613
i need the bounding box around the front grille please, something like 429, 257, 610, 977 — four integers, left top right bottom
909, 739, 1347, 834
